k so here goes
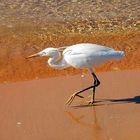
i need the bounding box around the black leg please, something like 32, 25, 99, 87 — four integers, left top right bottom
90, 72, 100, 104
66, 72, 100, 105
74, 73, 100, 96
92, 72, 100, 87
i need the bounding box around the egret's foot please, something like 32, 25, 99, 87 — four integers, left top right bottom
65, 93, 76, 105
86, 100, 95, 105
65, 93, 84, 105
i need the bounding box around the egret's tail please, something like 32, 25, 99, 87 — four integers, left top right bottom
114, 51, 124, 59
108, 50, 124, 60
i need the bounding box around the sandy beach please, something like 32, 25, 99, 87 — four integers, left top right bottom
0, 71, 139, 140
0, 1, 139, 140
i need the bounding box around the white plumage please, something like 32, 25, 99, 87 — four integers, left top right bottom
27, 43, 124, 105
62, 43, 124, 68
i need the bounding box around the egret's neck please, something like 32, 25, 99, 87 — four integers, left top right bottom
48, 51, 69, 69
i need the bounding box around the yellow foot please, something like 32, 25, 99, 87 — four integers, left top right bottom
65, 93, 76, 105
86, 100, 95, 105
65, 92, 84, 105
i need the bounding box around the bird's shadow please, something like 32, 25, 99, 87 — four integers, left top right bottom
72, 95, 140, 108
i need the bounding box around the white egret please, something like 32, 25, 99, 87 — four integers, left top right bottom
27, 43, 124, 105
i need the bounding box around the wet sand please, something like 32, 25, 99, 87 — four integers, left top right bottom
0, 70, 140, 140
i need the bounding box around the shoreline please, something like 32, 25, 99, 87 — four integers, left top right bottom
1, 69, 140, 84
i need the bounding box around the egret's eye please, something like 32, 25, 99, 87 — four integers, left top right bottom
42, 52, 46, 55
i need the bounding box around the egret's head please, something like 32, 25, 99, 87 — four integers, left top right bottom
26, 48, 59, 59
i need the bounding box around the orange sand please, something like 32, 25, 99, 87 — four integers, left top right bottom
0, 71, 139, 140
0, 1, 139, 139
0, 31, 139, 83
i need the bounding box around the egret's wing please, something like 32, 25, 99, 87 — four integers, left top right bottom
63, 50, 84, 56
62, 43, 117, 68
63, 43, 114, 56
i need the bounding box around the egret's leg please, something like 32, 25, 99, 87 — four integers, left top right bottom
66, 72, 100, 105
88, 72, 100, 104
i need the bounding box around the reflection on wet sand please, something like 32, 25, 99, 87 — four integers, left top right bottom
66, 107, 106, 140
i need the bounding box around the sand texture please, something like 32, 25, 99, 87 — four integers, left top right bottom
0, 31, 139, 83
0, 71, 139, 140
0, 1, 139, 139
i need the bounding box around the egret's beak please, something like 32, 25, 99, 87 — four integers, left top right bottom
26, 53, 40, 59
